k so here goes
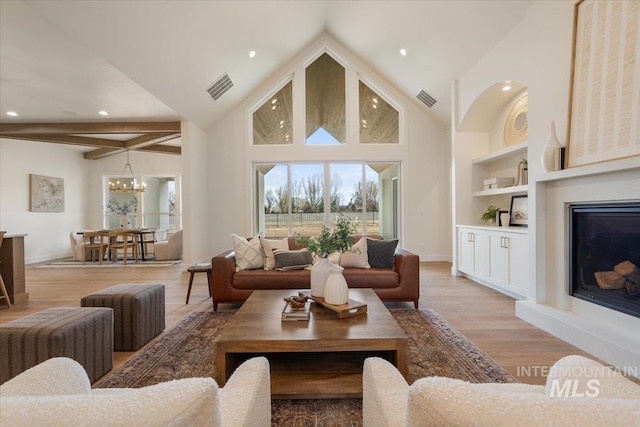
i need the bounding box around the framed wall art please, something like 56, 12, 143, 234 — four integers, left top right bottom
509, 195, 528, 227
30, 174, 64, 212
566, 0, 640, 168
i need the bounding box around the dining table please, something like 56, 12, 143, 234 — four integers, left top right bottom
79, 229, 157, 261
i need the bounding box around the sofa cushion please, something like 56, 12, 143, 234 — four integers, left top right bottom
274, 249, 314, 271
260, 237, 289, 270
234, 269, 311, 289
367, 238, 399, 269
232, 234, 264, 271
343, 268, 399, 288
340, 237, 370, 269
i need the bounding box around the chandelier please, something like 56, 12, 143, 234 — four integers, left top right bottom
108, 150, 146, 193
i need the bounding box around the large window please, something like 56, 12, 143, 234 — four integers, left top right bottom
306, 53, 346, 145
104, 175, 180, 231
253, 81, 293, 145
256, 162, 399, 238
359, 81, 399, 144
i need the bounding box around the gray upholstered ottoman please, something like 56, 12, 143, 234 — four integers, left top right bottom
81, 284, 165, 351
0, 307, 113, 384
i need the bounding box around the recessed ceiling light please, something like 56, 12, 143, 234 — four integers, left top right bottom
99, 110, 109, 116
399, 49, 407, 56
502, 85, 512, 92
249, 50, 256, 58
6, 111, 18, 117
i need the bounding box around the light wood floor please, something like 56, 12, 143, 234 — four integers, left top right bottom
0, 261, 596, 386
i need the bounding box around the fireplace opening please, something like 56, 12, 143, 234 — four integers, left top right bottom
568, 202, 640, 318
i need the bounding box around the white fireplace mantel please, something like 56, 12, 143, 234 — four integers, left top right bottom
517, 156, 640, 377
535, 156, 640, 183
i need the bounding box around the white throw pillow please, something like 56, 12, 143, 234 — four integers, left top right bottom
231, 234, 264, 271
340, 237, 370, 269
259, 237, 289, 270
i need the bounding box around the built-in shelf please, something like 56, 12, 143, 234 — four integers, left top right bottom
472, 141, 527, 165
473, 184, 528, 197
534, 156, 640, 183
457, 224, 528, 234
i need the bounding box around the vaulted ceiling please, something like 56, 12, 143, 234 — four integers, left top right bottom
0, 0, 534, 156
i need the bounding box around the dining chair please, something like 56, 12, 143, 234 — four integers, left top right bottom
107, 230, 138, 265
0, 231, 12, 308
82, 231, 108, 265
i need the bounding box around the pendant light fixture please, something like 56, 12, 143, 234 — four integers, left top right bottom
108, 150, 146, 193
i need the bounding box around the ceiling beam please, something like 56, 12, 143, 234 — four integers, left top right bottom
0, 121, 181, 134
84, 144, 181, 159
138, 145, 181, 155
0, 133, 124, 148
84, 132, 181, 159
125, 132, 181, 149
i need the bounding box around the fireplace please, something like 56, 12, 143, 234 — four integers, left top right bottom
568, 201, 640, 318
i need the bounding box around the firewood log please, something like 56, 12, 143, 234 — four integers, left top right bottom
614, 260, 638, 276
594, 271, 626, 290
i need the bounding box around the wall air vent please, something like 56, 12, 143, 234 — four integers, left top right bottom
206, 73, 234, 101
416, 90, 437, 108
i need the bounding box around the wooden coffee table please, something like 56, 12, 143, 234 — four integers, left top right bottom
213, 288, 408, 399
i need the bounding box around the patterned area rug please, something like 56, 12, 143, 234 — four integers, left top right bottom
95, 309, 514, 426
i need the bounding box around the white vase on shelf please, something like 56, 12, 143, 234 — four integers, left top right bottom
324, 266, 349, 305
541, 121, 563, 172
310, 257, 333, 298
120, 215, 131, 229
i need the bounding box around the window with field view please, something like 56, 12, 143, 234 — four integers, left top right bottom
255, 162, 398, 239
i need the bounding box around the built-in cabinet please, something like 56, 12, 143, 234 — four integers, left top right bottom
452, 83, 532, 299
458, 226, 528, 299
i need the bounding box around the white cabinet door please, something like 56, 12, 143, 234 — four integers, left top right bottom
457, 227, 487, 279
473, 231, 488, 279
504, 232, 528, 295
458, 229, 474, 275
487, 233, 507, 287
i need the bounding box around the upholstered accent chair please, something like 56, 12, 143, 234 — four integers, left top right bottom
363, 355, 640, 427
1, 356, 271, 426
155, 229, 183, 261
69, 231, 87, 261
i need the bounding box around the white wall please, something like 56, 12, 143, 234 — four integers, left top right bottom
0, 138, 87, 263
207, 33, 451, 260
181, 120, 210, 265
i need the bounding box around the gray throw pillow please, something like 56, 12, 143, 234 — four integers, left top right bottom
274, 248, 314, 271
367, 238, 398, 269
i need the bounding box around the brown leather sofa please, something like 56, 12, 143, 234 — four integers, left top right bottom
211, 236, 420, 310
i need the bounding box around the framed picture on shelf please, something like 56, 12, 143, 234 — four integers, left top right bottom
509, 195, 528, 227
497, 210, 509, 227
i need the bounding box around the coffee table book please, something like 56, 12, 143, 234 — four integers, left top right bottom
281, 301, 310, 321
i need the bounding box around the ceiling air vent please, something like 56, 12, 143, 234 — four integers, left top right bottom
416, 90, 437, 108
206, 73, 233, 101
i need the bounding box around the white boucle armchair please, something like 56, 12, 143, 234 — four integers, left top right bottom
0, 356, 271, 427
363, 355, 640, 427
154, 229, 183, 261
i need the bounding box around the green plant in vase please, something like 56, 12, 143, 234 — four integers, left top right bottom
481, 205, 500, 225
297, 218, 356, 298
297, 218, 356, 258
